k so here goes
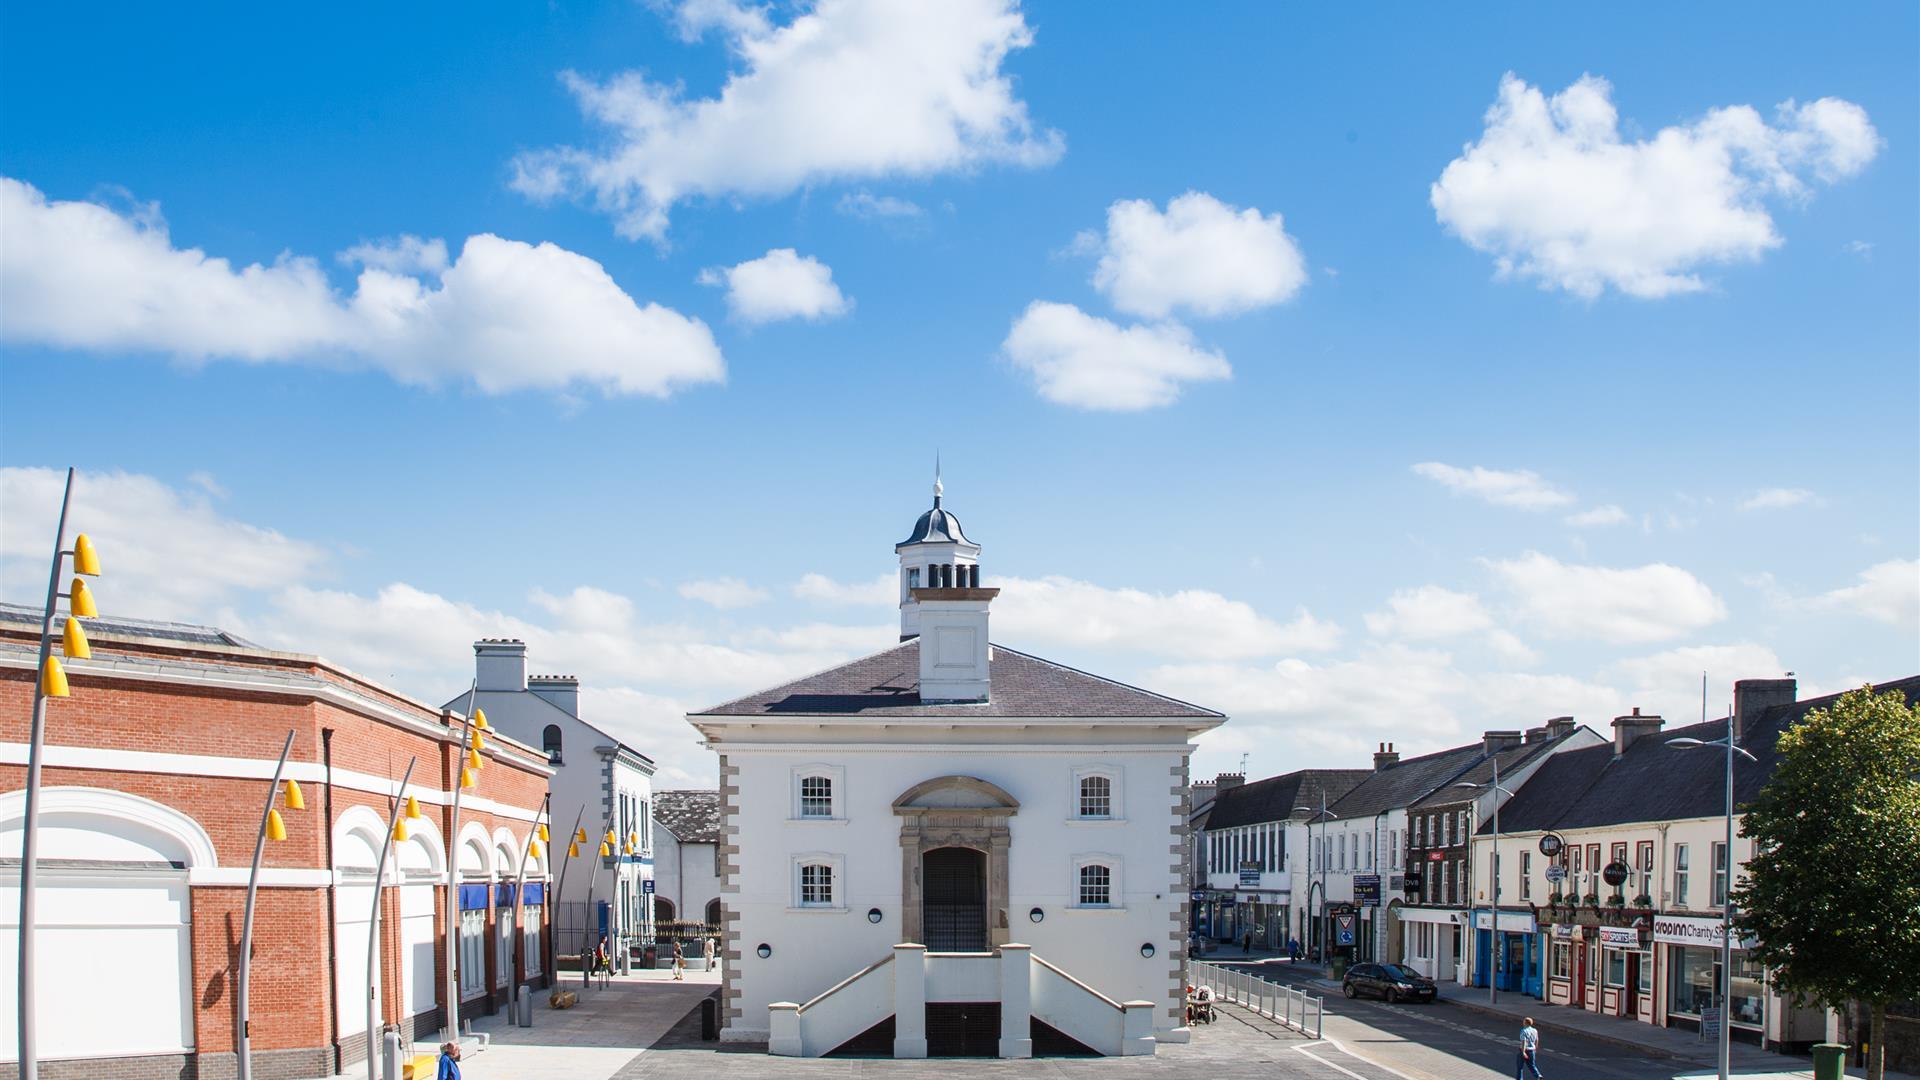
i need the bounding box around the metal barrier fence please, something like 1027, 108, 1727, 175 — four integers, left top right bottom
1190, 961, 1323, 1040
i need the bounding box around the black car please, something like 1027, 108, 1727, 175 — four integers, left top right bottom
1342, 962, 1437, 1003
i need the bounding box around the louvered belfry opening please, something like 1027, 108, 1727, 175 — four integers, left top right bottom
921, 846, 988, 952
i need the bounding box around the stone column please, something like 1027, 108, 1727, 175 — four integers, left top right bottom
997, 944, 1033, 1058
892, 944, 928, 1058
1120, 1000, 1156, 1056
768, 1002, 802, 1056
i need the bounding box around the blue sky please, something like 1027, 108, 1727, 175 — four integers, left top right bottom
2, 1, 1915, 787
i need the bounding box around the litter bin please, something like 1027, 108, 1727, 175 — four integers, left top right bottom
1330, 955, 1348, 979
643, 945, 658, 968
1810, 1043, 1845, 1080
701, 996, 719, 1041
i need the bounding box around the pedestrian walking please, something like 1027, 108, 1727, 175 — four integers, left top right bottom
703, 935, 716, 972
1242, 931, 1253, 955
672, 939, 685, 980
1288, 937, 1300, 962
436, 1041, 462, 1080
1515, 1016, 1544, 1079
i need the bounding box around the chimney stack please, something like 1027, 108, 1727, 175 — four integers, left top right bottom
474, 639, 527, 692
1214, 772, 1246, 791
1482, 730, 1524, 754
1611, 707, 1664, 755
1732, 678, 1796, 742
1524, 725, 1550, 744
529, 674, 580, 717
1373, 743, 1400, 770
1545, 716, 1576, 739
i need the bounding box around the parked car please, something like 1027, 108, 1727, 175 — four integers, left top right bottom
1341, 962, 1437, 1003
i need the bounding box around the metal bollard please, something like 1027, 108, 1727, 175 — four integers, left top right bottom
517, 984, 533, 1027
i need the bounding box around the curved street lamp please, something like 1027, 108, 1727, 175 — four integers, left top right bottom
1454, 754, 1517, 1006
1667, 728, 1758, 1080
238, 730, 304, 1080
365, 759, 421, 1080
1293, 794, 1336, 963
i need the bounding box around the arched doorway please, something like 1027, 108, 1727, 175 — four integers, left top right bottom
653, 897, 677, 925
891, 775, 1018, 948
922, 847, 987, 952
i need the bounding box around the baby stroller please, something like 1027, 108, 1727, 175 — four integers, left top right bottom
1186, 985, 1215, 1025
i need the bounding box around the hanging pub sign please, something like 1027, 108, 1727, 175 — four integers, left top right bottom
1538, 833, 1565, 858
1602, 861, 1631, 887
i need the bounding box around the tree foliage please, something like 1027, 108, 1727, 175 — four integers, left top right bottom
1735, 685, 1920, 1011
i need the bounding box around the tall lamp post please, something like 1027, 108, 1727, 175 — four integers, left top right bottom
1293, 794, 1335, 964
510, 796, 552, 999
1455, 754, 1516, 1005
1670, 722, 1757, 1080
582, 811, 618, 990
15, 467, 103, 1080
237, 730, 305, 1080
365, 760, 422, 1080
442, 689, 490, 1044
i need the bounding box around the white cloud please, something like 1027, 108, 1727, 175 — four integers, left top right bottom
0, 177, 725, 397
1364, 586, 1492, 639
1087, 191, 1307, 319
510, 0, 1062, 241
678, 576, 771, 609
0, 467, 327, 621
836, 191, 925, 220
1809, 559, 1919, 627
1412, 462, 1574, 510
1432, 74, 1881, 298
793, 572, 897, 606
991, 575, 1340, 660
1740, 487, 1817, 511
1001, 301, 1230, 411
1565, 504, 1630, 527
698, 248, 851, 323
338, 234, 450, 276
1486, 551, 1727, 643
1612, 642, 1786, 710
1844, 240, 1874, 259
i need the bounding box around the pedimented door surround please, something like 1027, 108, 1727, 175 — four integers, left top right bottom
893, 776, 1018, 949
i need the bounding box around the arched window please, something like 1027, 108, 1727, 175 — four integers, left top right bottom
799, 862, 834, 906
799, 776, 832, 818
704, 898, 722, 928
1077, 863, 1112, 907
542, 724, 563, 764
654, 896, 677, 924
1078, 775, 1111, 819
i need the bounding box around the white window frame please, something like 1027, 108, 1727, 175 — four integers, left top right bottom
458, 906, 487, 997
789, 852, 846, 911
1070, 765, 1124, 823
1070, 853, 1123, 910
1672, 843, 1690, 907
1711, 842, 1729, 908
790, 764, 846, 822
524, 905, 543, 977
496, 898, 515, 988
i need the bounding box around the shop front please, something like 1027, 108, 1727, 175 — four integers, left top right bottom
1595, 924, 1653, 1022
1654, 914, 1764, 1046
1471, 909, 1539, 995
1395, 906, 1460, 981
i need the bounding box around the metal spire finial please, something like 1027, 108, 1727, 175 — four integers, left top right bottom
933, 453, 943, 506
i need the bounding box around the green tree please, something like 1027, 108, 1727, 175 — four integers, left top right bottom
1735, 685, 1920, 1080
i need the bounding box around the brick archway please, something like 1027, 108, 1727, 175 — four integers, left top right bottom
892, 777, 1018, 949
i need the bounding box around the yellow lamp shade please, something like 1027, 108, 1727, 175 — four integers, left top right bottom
472, 731, 486, 753
467, 747, 483, 771
598, 841, 611, 857
628, 830, 639, 848
40, 656, 70, 698
281, 778, 306, 811
266, 808, 287, 842
460, 767, 475, 789
568, 842, 580, 859
474, 708, 489, 731
405, 795, 423, 820
604, 830, 617, 845
72, 534, 101, 577
537, 823, 550, 843
528, 839, 543, 859
574, 827, 587, 844
61, 617, 91, 660
70, 579, 98, 618
393, 817, 410, 842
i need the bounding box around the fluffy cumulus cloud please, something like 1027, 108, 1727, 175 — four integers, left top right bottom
698, 248, 851, 323
1740, 487, 1817, 511
1612, 642, 1786, 709
0, 178, 724, 397
1412, 462, 1574, 510
990, 575, 1341, 659
1001, 301, 1230, 411
511, 0, 1062, 241
677, 576, 770, 609
1809, 559, 1920, 627
0, 467, 329, 620
1086, 191, 1307, 319
1486, 551, 1727, 643
1364, 586, 1493, 639
1432, 74, 1881, 298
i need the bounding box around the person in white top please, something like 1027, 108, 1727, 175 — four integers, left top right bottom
1516, 1017, 1543, 1079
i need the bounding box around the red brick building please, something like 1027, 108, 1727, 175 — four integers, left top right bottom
0, 605, 555, 1079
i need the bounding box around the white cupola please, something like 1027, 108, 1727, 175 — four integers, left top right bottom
895, 467, 996, 703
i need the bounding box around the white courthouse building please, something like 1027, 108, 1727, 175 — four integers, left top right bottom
686, 482, 1226, 1057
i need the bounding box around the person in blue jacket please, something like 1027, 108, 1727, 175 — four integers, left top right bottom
437, 1041, 462, 1080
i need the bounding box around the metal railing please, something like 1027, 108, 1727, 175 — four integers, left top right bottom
1190, 961, 1323, 1039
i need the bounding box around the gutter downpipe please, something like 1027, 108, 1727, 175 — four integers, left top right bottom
321, 729, 340, 1073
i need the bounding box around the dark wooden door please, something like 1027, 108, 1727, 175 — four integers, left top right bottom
926, 1002, 1000, 1057
923, 847, 987, 952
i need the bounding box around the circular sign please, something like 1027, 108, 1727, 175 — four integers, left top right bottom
1539, 834, 1565, 858
1602, 860, 1630, 888
1544, 865, 1567, 883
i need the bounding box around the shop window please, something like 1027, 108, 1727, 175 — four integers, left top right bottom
1635, 951, 1651, 994
1551, 942, 1570, 979
1605, 949, 1626, 987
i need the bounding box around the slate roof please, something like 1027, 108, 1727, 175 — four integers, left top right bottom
690, 639, 1222, 720
0, 602, 257, 648
1327, 741, 1491, 819
1205, 769, 1371, 830
1409, 733, 1580, 810
1487, 676, 1920, 834
652, 790, 721, 844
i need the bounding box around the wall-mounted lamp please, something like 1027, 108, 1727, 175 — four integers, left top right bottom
1028, 907, 1044, 924
867, 908, 883, 924
1140, 942, 1156, 958
756, 943, 772, 959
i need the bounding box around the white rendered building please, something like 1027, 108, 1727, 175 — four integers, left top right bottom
652, 789, 723, 931
686, 482, 1226, 1057
447, 641, 657, 968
